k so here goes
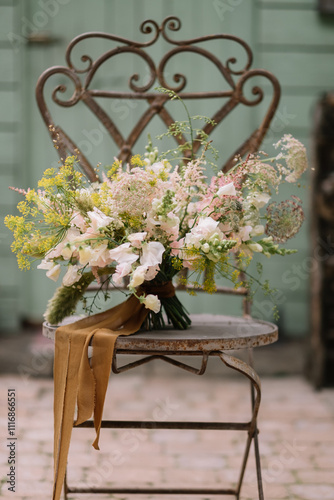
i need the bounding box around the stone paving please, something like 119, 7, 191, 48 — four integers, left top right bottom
0, 368, 334, 500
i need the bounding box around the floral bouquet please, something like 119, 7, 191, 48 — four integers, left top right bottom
5, 122, 307, 331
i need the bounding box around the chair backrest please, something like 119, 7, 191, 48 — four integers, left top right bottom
36, 16, 280, 183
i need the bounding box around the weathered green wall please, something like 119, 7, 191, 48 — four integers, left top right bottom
1, 0, 333, 335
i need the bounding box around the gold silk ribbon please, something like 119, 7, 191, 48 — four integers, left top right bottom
52, 281, 175, 500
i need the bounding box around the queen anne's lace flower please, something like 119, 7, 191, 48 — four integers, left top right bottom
265, 196, 305, 243
274, 134, 308, 183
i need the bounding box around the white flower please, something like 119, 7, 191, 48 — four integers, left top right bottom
61, 244, 74, 260
87, 207, 113, 233
89, 244, 111, 267
112, 262, 132, 286
196, 217, 219, 236
78, 246, 95, 266
47, 264, 61, 281
185, 217, 221, 248
109, 242, 139, 265
144, 264, 159, 281
160, 212, 180, 240
250, 225, 265, 237
46, 228, 81, 260
248, 242, 263, 253
249, 192, 271, 208
140, 241, 165, 267
129, 265, 147, 288
71, 212, 87, 232
217, 182, 236, 197
37, 260, 61, 282
62, 265, 81, 286
149, 161, 165, 175
143, 294, 161, 313
201, 243, 210, 253
238, 225, 253, 241
128, 232, 147, 248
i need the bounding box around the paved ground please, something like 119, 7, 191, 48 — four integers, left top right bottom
0, 367, 334, 500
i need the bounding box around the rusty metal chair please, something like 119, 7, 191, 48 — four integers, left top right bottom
38, 16, 280, 500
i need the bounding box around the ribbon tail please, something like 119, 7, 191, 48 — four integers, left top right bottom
75, 331, 96, 426
52, 330, 86, 500
90, 330, 119, 450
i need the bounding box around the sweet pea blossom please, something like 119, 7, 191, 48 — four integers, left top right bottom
128, 232, 147, 248
62, 264, 81, 286
185, 217, 220, 248
112, 262, 132, 286
79, 244, 111, 267
217, 182, 236, 197
37, 260, 61, 281
250, 225, 265, 237
71, 212, 87, 232
248, 192, 271, 209
140, 242, 165, 267
130, 265, 147, 287
144, 264, 160, 281
170, 238, 184, 257
87, 207, 114, 234
87, 244, 111, 267
159, 212, 180, 241
238, 225, 253, 242
143, 294, 161, 313
109, 242, 139, 265
46, 228, 81, 260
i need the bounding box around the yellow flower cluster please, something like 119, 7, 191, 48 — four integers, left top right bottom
4, 156, 83, 269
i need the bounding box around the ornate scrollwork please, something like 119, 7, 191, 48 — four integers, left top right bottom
83, 46, 156, 93
65, 20, 160, 74
50, 68, 82, 107
158, 45, 236, 92
36, 16, 281, 179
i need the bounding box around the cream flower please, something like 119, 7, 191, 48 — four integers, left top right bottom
140, 241, 165, 267
37, 260, 61, 282
248, 242, 263, 253
249, 192, 271, 209
143, 294, 161, 313
129, 265, 147, 288
109, 243, 139, 265
87, 207, 113, 234
239, 225, 253, 242
46, 228, 81, 260
185, 217, 220, 248
61, 244, 74, 260
144, 264, 159, 281
78, 246, 95, 266
128, 232, 147, 248
62, 265, 81, 286
217, 182, 236, 197
71, 212, 87, 232
112, 262, 132, 286
250, 225, 265, 237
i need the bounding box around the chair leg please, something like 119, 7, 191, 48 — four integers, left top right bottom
219, 351, 264, 500
253, 423, 264, 500
63, 469, 68, 500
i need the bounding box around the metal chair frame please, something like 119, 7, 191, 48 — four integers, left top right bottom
37, 17, 281, 500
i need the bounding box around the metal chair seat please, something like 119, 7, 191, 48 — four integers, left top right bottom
43, 314, 277, 353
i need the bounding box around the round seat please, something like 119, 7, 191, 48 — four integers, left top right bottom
43, 314, 278, 353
